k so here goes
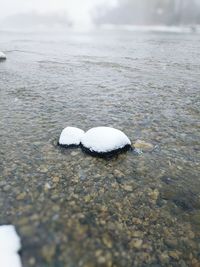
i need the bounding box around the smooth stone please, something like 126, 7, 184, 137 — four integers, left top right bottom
148, 189, 159, 201
81, 127, 131, 157
41, 245, 56, 263
169, 250, 182, 260
134, 140, 154, 151
122, 184, 134, 192
52, 176, 60, 183
16, 192, 26, 200
129, 239, 143, 249
59, 127, 84, 147
102, 234, 113, 248
71, 151, 79, 156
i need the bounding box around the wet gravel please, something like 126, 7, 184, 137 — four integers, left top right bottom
0, 29, 200, 266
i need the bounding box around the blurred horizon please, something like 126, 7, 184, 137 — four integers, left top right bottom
94, 0, 200, 26
0, 0, 200, 31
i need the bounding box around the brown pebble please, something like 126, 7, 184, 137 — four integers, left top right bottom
41, 245, 56, 263
159, 252, 169, 263
122, 185, 133, 192
29, 257, 36, 266
165, 237, 178, 248
148, 189, 159, 202
97, 256, 106, 264
113, 169, 124, 177
16, 192, 26, 200
134, 140, 154, 151
52, 176, 60, 183
169, 250, 182, 260
102, 234, 113, 248
129, 239, 143, 249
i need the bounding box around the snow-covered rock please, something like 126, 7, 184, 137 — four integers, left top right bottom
0, 225, 21, 252
81, 127, 131, 156
0, 253, 22, 267
59, 127, 85, 147
0, 52, 6, 60
0, 225, 22, 267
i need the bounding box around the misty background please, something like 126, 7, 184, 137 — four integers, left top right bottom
0, 0, 200, 30
95, 0, 200, 26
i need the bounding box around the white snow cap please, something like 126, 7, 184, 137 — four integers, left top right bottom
0, 225, 22, 267
81, 127, 131, 153
0, 225, 21, 252
0, 52, 6, 59
59, 127, 85, 146
0, 253, 22, 267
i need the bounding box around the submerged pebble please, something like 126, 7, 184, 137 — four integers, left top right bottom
134, 140, 154, 152
129, 239, 143, 249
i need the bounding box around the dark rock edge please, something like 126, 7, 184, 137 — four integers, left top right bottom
57, 142, 80, 149
58, 142, 133, 158
80, 144, 133, 158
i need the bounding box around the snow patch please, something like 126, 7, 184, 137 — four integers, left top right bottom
59, 127, 85, 146
0, 253, 22, 267
0, 225, 22, 267
0, 52, 6, 60
81, 127, 131, 154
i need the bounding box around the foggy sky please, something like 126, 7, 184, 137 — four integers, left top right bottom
0, 0, 199, 30
94, 0, 200, 26
0, 0, 117, 27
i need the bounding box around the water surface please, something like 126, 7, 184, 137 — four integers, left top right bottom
0, 30, 200, 266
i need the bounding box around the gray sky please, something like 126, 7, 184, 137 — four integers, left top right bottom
1, 0, 199, 29
0, 0, 117, 26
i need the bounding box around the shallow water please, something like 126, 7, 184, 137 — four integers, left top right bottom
0, 29, 200, 266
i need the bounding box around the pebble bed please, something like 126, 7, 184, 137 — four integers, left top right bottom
0, 30, 200, 266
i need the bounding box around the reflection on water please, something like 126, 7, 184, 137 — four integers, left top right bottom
0, 30, 200, 266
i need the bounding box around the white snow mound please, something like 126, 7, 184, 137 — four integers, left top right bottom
0, 225, 22, 267
0, 52, 6, 59
0, 225, 21, 252
0, 253, 22, 267
81, 127, 131, 153
59, 127, 85, 146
